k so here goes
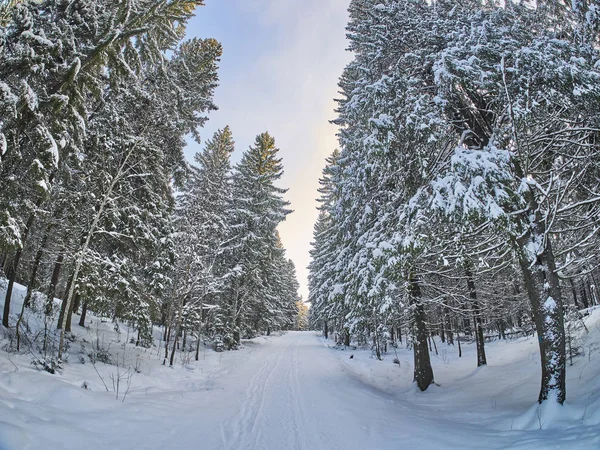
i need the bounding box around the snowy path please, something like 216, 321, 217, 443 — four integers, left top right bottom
2, 330, 599, 449
205, 331, 504, 450
0, 332, 468, 449
148, 331, 470, 449
217, 331, 408, 450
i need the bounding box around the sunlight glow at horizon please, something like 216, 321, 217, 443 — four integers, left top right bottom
185, 0, 352, 301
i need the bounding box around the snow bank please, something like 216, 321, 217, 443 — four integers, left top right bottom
321, 308, 600, 448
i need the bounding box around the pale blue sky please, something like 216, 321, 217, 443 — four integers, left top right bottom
185, 0, 352, 300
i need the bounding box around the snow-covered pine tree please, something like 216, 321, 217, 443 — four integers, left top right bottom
270, 242, 301, 333
308, 150, 341, 338
223, 132, 292, 346
327, 0, 451, 389
308, 211, 334, 336
52, 35, 221, 359
169, 127, 234, 364
0, 0, 207, 328
404, 0, 600, 403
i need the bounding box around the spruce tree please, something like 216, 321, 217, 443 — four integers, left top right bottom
224, 132, 292, 345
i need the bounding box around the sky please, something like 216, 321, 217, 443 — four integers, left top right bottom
185, 0, 352, 300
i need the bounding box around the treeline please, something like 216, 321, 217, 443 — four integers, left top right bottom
309, 0, 600, 404
0, 0, 299, 363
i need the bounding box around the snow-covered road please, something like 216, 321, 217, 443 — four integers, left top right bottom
107, 331, 491, 449
3, 330, 599, 449
0, 331, 468, 449
217, 331, 408, 450
207, 331, 506, 450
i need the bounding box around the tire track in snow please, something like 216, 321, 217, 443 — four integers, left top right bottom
288, 337, 307, 449
221, 338, 289, 449
220, 349, 272, 449
246, 343, 286, 448
218, 348, 274, 449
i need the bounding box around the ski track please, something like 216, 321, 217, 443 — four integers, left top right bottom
213, 332, 418, 450
222, 336, 311, 450
3, 331, 599, 449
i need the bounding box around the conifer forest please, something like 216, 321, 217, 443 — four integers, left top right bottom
1, 1, 600, 449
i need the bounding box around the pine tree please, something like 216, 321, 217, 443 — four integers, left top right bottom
308, 150, 341, 338
52, 33, 221, 358
170, 127, 234, 364
0, 0, 208, 328
223, 132, 292, 346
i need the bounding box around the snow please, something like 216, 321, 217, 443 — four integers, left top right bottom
427, 145, 515, 221
1, 282, 600, 449
20, 30, 55, 48
70, 57, 81, 82
0, 134, 6, 157
524, 232, 544, 263
23, 82, 38, 112
0, 216, 22, 248
36, 179, 49, 192
323, 312, 600, 448
544, 296, 557, 312
47, 133, 59, 167
0, 81, 18, 109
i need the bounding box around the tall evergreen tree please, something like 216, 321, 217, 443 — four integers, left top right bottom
313, 0, 600, 403
0, 0, 207, 328
169, 127, 235, 365
223, 132, 292, 346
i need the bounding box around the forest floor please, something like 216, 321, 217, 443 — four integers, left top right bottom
0, 281, 600, 449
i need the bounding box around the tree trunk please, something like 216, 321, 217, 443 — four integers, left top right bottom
42, 252, 64, 354
324, 321, 328, 339
580, 280, 589, 309
409, 274, 434, 391
169, 296, 184, 367
233, 315, 241, 346
57, 272, 74, 330
45, 253, 64, 315
164, 325, 171, 362
58, 144, 138, 360
2, 213, 35, 327
569, 279, 579, 308
465, 266, 487, 367
517, 227, 566, 404
0, 252, 7, 273
445, 309, 454, 345
195, 318, 203, 361
431, 333, 438, 356
373, 331, 381, 360
79, 302, 88, 327
591, 273, 600, 305
508, 149, 564, 401
584, 279, 592, 307
23, 230, 50, 309
588, 280, 597, 306
498, 319, 506, 340
169, 323, 179, 367
16, 230, 51, 350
